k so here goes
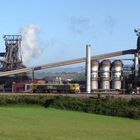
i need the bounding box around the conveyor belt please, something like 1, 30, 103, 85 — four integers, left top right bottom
0, 49, 136, 77
0, 52, 5, 57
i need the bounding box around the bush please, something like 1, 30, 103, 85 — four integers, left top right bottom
43, 96, 140, 119
0, 95, 49, 106
44, 96, 85, 111
128, 98, 140, 107
0, 95, 140, 119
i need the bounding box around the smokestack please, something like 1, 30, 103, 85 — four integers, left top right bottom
86, 44, 91, 93
134, 53, 139, 77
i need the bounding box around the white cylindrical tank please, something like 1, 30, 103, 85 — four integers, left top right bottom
91, 60, 99, 90
99, 60, 111, 89
111, 60, 123, 89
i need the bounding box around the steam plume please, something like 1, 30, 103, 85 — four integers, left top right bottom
20, 24, 43, 65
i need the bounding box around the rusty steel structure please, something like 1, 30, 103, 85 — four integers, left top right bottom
0, 35, 25, 71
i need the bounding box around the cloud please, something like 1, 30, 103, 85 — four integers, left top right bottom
19, 24, 43, 65
70, 17, 90, 34
105, 16, 115, 34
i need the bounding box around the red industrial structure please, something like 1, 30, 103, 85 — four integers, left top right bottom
12, 79, 45, 93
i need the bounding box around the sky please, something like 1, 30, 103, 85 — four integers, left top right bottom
0, 0, 140, 67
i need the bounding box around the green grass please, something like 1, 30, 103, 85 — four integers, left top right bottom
0, 106, 140, 140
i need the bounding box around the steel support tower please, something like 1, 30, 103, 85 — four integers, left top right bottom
134, 29, 140, 91
1, 35, 25, 71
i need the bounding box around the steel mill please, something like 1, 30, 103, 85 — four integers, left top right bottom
0, 29, 140, 94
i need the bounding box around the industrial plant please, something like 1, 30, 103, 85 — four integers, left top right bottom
0, 29, 140, 94
86, 29, 140, 94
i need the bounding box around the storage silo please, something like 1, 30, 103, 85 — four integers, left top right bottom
99, 60, 111, 90
91, 60, 99, 91
111, 60, 123, 89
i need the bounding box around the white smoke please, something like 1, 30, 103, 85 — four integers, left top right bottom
20, 24, 43, 65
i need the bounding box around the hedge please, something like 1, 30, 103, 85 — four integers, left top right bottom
44, 96, 140, 119
0, 95, 139, 119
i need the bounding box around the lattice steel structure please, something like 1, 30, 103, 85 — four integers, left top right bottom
0, 35, 25, 71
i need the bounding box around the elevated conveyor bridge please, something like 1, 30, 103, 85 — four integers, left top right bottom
0, 49, 136, 77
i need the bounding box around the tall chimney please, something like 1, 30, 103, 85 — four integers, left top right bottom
134, 53, 139, 77
86, 45, 91, 93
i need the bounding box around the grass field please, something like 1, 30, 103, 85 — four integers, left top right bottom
0, 106, 140, 140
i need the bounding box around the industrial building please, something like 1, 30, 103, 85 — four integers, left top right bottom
86, 29, 140, 94
0, 29, 140, 93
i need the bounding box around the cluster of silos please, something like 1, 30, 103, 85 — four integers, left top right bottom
91, 59, 123, 91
